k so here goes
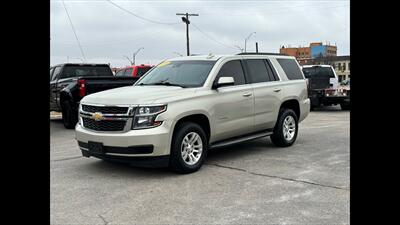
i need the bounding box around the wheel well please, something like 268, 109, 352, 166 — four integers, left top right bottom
174, 114, 211, 141
280, 99, 300, 119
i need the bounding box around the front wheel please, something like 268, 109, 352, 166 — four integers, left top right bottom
270, 109, 299, 147
61, 101, 78, 129
169, 122, 208, 174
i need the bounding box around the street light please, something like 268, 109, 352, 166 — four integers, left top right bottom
132, 47, 144, 65
244, 32, 256, 53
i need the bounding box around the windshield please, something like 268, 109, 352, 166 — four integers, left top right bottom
137, 60, 216, 88
302, 66, 335, 79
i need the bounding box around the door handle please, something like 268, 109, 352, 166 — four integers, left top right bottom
273, 89, 281, 93
242, 92, 252, 97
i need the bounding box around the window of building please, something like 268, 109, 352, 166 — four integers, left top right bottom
348, 62, 350, 71
343, 63, 346, 71
338, 63, 341, 71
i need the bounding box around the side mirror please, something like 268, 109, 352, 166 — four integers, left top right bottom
213, 76, 235, 89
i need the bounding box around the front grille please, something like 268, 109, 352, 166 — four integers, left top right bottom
82, 118, 127, 131
82, 105, 129, 114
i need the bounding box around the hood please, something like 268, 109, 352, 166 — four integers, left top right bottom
81, 86, 197, 105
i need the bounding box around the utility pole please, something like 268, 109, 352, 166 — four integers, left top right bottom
176, 12, 199, 56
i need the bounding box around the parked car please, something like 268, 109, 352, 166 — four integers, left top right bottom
75, 53, 310, 173
302, 65, 350, 110
114, 64, 153, 78
50, 63, 138, 129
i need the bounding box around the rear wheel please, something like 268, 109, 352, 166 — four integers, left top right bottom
270, 109, 299, 147
169, 122, 208, 174
61, 100, 78, 129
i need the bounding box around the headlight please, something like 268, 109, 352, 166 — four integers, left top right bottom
132, 105, 167, 129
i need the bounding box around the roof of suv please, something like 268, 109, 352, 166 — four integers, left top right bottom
168, 53, 295, 62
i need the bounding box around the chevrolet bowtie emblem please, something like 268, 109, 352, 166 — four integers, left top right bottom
92, 112, 104, 121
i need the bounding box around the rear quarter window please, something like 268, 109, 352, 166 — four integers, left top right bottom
276, 58, 304, 80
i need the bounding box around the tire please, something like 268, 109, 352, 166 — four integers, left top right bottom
169, 122, 208, 174
270, 108, 299, 147
61, 100, 78, 129
340, 102, 350, 110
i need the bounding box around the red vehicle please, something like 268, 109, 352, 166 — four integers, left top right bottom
115, 64, 153, 78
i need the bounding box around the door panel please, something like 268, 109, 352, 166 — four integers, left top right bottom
211, 85, 254, 142
252, 82, 281, 131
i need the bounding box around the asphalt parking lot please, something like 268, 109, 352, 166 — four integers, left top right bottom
50, 106, 349, 225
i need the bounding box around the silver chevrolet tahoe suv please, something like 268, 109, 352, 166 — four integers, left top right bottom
76, 53, 310, 173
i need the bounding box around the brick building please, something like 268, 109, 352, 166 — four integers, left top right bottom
280, 42, 337, 61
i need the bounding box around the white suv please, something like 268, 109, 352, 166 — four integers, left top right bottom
76, 53, 310, 173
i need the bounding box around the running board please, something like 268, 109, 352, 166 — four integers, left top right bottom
209, 130, 273, 149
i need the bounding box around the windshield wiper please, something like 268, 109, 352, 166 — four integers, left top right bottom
141, 81, 186, 88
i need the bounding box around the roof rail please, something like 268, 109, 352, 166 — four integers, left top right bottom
237, 52, 287, 56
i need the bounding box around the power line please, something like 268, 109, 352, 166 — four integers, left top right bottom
191, 23, 237, 50
61, 0, 86, 62
106, 0, 180, 25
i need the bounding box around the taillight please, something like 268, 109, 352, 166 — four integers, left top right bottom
324, 88, 335, 96
78, 79, 86, 97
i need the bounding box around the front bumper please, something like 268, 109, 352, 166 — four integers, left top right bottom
75, 122, 172, 159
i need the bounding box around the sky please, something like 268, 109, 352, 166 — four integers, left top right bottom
50, 0, 350, 68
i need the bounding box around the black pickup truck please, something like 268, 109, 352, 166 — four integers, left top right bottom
50, 63, 138, 128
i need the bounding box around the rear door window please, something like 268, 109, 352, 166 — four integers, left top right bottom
264, 59, 279, 81
244, 59, 271, 83
215, 60, 246, 85
276, 58, 304, 80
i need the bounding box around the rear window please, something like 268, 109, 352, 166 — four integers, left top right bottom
302, 66, 335, 78
62, 65, 112, 78
276, 58, 304, 80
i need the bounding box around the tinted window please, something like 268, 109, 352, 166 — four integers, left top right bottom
245, 59, 270, 83
138, 60, 216, 88
115, 69, 126, 77
215, 60, 246, 85
137, 67, 152, 77
277, 58, 304, 80
52, 66, 62, 81
62, 65, 112, 78
302, 66, 335, 78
